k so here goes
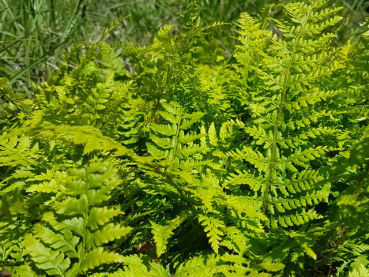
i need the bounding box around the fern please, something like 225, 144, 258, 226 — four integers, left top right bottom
229, 0, 347, 231
22, 160, 132, 276
0, 1, 368, 276
151, 216, 185, 258
207, 0, 369, 274
311, 127, 369, 276
147, 102, 206, 175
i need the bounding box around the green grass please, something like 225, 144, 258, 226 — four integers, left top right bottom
0, 0, 368, 92
0, 0, 94, 92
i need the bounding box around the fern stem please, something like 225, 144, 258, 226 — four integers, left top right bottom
169, 107, 182, 172
75, 168, 90, 277
261, 5, 314, 214
242, 37, 250, 98
154, 66, 170, 116
151, 164, 196, 213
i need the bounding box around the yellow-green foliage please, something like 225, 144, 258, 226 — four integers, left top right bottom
0, 1, 368, 276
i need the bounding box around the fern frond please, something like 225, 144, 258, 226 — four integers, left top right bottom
22, 160, 131, 275
33, 225, 79, 259
269, 209, 322, 228
147, 102, 207, 176
86, 207, 123, 230
174, 254, 219, 277
198, 214, 225, 254
151, 216, 185, 257
228, 0, 347, 233
110, 255, 169, 276
86, 224, 132, 249
0, 134, 39, 167
23, 234, 71, 276
80, 248, 124, 273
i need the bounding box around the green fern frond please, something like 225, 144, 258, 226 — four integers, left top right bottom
198, 214, 225, 254
108, 255, 170, 276
148, 102, 206, 176
86, 224, 132, 249
174, 254, 219, 277
80, 248, 124, 273
22, 160, 131, 276
227, 0, 348, 234
0, 134, 39, 167
33, 225, 79, 259
23, 234, 71, 276
151, 216, 185, 258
